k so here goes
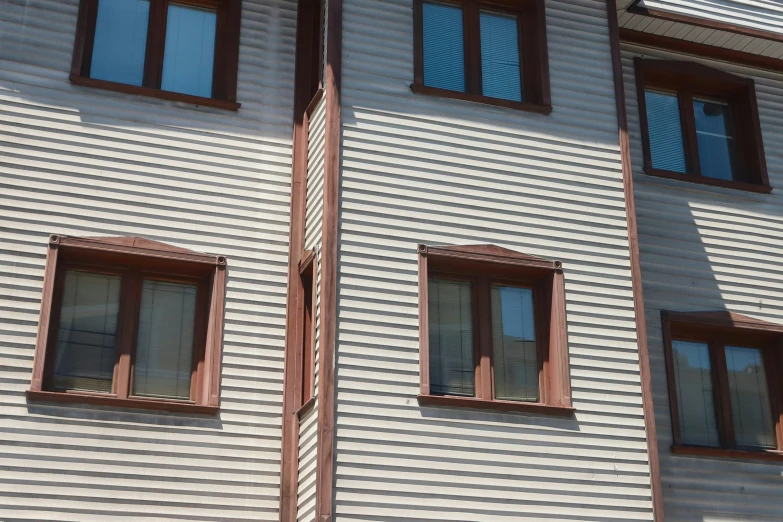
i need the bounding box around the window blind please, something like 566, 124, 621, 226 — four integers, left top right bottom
52, 271, 121, 393
133, 280, 197, 400
645, 90, 687, 173
422, 2, 466, 93
671, 340, 719, 446
693, 98, 737, 181
161, 4, 217, 98
428, 278, 474, 396
90, 0, 150, 86
725, 346, 776, 449
491, 286, 538, 402
480, 11, 522, 102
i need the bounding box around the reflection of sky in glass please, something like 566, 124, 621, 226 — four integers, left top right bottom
673, 340, 711, 369
90, 0, 150, 86
725, 345, 760, 373
672, 340, 719, 446
161, 4, 217, 97
499, 287, 535, 340
694, 99, 736, 181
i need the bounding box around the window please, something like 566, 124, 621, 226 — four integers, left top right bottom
412, 0, 551, 113
635, 59, 769, 193
296, 250, 317, 416
70, 0, 242, 109
417, 244, 572, 415
662, 311, 783, 459
28, 235, 227, 414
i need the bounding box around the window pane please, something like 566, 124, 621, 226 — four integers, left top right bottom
133, 280, 197, 400
671, 340, 719, 446
645, 90, 687, 173
161, 4, 217, 98
90, 0, 150, 86
428, 278, 474, 396
491, 286, 537, 402
422, 2, 465, 93
725, 346, 776, 449
52, 271, 121, 393
480, 12, 521, 102
694, 99, 737, 181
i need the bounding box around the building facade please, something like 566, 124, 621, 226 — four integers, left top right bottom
0, 0, 780, 522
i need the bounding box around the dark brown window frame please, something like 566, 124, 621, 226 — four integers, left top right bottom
634, 58, 770, 193
411, 0, 551, 114
662, 311, 783, 462
70, 0, 242, 111
295, 249, 317, 418
27, 235, 227, 414
417, 244, 573, 416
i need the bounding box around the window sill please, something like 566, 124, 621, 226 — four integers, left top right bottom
410, 84, 552, 115
644, 167, 772, 194
672, 445, 783, 462
296, 396, 316, 419
69, 74, 241, 111
26, 390, 219, 415
417, 394, 575, 416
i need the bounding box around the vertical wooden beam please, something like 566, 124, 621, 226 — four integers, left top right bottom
605, 1, 664, 520
315, 0, 342, 518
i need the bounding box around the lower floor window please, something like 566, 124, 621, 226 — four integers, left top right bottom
663, 311, 783, 452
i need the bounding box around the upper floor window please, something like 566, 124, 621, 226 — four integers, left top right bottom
411, 0, 551, 113
27, 235, 227, 414
70, 0, 242, 110
417, 245, 572, 416
635, 59, 769, 193
662, 311, 783, 459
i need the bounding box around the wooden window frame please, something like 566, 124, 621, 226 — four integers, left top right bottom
662, 311, 783, 462
417, 244, 573, 416
411, 0, 551, 114
295, 249, 317, 418
634, 58, 770, 193
70, 0, 243, 110
27, 235, 227, 414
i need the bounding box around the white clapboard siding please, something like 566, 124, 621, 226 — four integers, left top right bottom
297, 95, 326, 521
332, 0, 655, 520
623, 42, 783, 521
0, 0, 297, 520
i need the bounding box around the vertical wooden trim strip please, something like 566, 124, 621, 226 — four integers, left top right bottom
550, 269, 570, 408
30, 238, 60, 392
315, 0, 342, 517
660, 311, 682, 446
412, 0, 424, 86
605, 1, 664, 520
206, 265, 226, 407
417, 245, 430, 396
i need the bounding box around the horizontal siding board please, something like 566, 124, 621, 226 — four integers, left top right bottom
333, 0, 654, 520
0, 0, 297, 520
622, 42, 783, 521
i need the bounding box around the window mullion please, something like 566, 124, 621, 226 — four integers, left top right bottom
114, 272, 142, 400
710, 341, 736, 448
679, 90, 702, 177
475, 276, 493, 400
463, 0, 482, 95
143, 0, 169, 89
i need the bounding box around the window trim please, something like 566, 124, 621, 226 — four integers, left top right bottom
411, 0, 551, 114
661, 310, 783, 460
417, 244, 573, 416
634, 58, 770, 193
27, 234, 227, 414
295, 249, 317, 419
70, 0, 242, 110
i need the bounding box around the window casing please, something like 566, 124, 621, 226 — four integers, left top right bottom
411, 0, 551, 113
635, 58, 769, 193
28, 235, 227, 414
417, 244, 572, 415
295, 250, 317, 417
662, 311, 783, 459
70, 0, 242, 110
